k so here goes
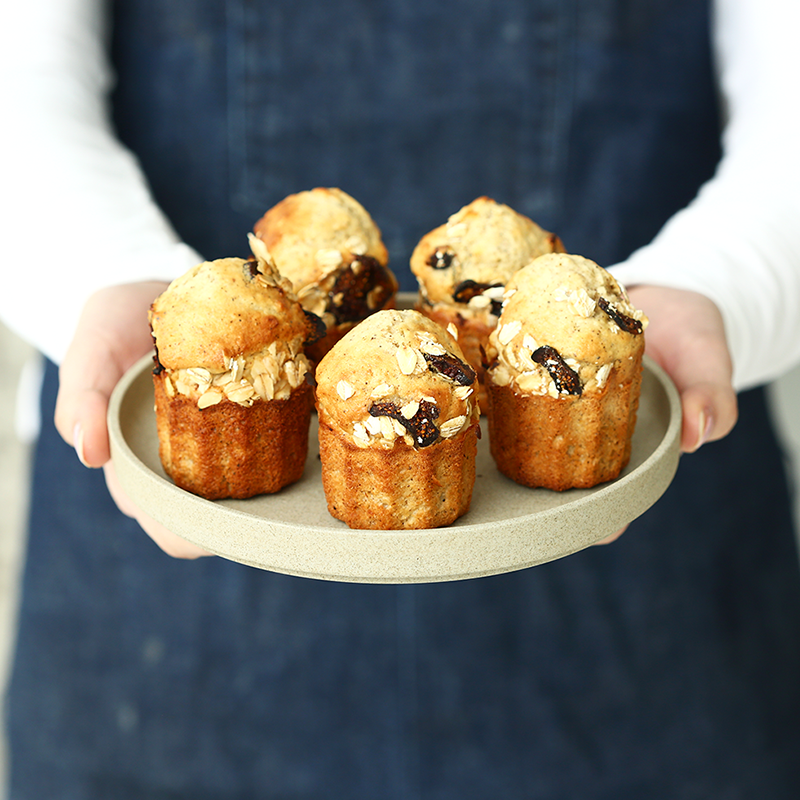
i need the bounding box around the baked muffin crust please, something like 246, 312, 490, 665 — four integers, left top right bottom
410, 196, 564, 313
486, 253, 647, 397
253, 187, 397, 351
410, 196, 565, 409
150, 243, 314, 407
315, 309, 480, 529
149, 245, 317, 499
485, 253, 648, 491
315, 309, 479, 450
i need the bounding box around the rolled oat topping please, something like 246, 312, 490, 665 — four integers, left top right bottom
370, 383, 394, 398
595, 362, 613, 389
446, 221, 468, 239
336, 380, 355, 400
314, 249, 344, 272
553, 285, 597, 318
168, 341, 310, 408
497, 320, 523, 346
396, 346, 419, 375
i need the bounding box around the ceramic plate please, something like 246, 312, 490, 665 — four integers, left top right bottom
108, 332, 681, 584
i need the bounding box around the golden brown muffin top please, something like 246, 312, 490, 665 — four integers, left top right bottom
253, 187, 396, 322
315, 309, 480, 449
149, 246, 312, 373
410, 196, 564, 309
487, 253, 648, 397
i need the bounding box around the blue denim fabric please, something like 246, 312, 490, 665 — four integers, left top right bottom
108, 0, 720, 274
7, 1, 800, 797
9, 367, 800, 798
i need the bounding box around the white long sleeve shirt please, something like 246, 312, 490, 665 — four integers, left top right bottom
2, 0, 799, 390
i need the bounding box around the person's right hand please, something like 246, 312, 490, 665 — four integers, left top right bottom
54, 282, 212, 559
593, 284, 738, 545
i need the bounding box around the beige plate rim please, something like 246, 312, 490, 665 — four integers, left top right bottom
109, 326, 681, 584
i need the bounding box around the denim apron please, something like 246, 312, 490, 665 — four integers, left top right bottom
8, 1, 800, 798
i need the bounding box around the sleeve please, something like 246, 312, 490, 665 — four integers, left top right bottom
0, 0, 202, 365
609, 0, 800, 391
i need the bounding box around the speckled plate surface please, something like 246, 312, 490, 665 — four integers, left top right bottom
109, 336, 681, 584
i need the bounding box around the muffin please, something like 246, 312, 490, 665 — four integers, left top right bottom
253, 187, 398, 362
484, 253, 648, 491
410, 196, 565, 409
148, 244, 318, 500
315, 309, 481, 529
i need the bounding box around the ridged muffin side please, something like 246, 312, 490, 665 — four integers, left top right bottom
315, 309, 480, 529
484, 253, 647, 491
149, 251, 317, 499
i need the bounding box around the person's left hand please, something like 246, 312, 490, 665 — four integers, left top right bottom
593, 284, 738, 545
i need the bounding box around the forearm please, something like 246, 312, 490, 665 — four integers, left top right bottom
0, 0, 201, 364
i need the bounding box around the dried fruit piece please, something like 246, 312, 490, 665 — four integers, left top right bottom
422, 351, 476, 386
531, 345, 582, 395
426, 248, 455, 270
328, 256, 395, 324
598, 297, 643, 335
303, 309, 327, 345
242, 258, 261, 282
152, 351, 165, 376
369, 399, 441, 447
451, 280, 504, 315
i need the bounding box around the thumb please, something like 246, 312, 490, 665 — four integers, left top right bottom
56, 355, 122, 468
627, 285, 738, 453
54, 281, 168, 467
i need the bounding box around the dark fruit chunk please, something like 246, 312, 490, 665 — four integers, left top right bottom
369, 399, 441, 447
302, 309, 327, 345
531, 345, 582, 395
426, 248, 455, 270
329, 256, 394, 324
451, 280, 503, 315
598, 297, 643, 335
422, 352, 476, 386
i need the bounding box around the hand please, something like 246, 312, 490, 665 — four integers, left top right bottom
54, 282, 211, 559
628, 285, 738, 452
594, 284, 738, 545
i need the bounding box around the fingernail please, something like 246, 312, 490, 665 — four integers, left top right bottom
693, 410, 714, 452
74, 423, 89, 467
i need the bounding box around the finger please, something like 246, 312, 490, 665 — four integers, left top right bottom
628, 286, 738, 454
593, 525, 628, 546
104, 462, 212, 559
54, 282, 167, 467
55, 336, 122, 466
678, 381, 738, 453
57, 388, 115, 468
